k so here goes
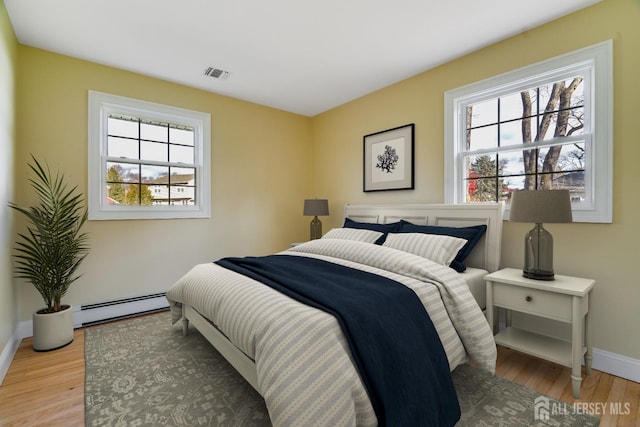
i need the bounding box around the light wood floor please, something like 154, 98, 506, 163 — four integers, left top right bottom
0, 318, 638, 426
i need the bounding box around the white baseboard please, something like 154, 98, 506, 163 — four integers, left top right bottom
592, 348, 640, 383
0, 331, 22, 386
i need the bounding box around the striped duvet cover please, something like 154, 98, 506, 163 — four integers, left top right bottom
166, 239, 497, 427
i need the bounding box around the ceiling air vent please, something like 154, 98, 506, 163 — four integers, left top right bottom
204, 67, 230, 79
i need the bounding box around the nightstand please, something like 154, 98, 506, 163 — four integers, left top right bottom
485, 268, 596, 398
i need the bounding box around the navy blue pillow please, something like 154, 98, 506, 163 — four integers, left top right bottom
398, 221, 487, 272
343, 218, 403, 244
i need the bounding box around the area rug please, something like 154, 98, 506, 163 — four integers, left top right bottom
85, 312, 600, 426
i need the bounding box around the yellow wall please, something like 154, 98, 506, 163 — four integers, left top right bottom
313, 0, 640, 360
15, 46, 312, 317
0, 0, 17, 358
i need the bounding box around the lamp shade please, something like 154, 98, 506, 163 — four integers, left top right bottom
509, 190, 572, 224
303, 199, 329, 216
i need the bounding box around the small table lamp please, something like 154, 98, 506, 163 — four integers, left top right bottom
303, 199, 329, 240
509, 190, 572, 280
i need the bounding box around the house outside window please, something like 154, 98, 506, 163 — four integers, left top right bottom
88, 91, 211, 220
444, 41, 612, 223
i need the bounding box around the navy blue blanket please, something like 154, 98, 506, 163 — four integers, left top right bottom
216, 254, 460, 427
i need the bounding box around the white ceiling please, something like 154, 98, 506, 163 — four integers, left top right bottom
5, 0, 600, 117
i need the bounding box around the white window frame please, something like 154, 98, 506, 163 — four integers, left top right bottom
444, 40, 613, 223
88, 91, 211, 220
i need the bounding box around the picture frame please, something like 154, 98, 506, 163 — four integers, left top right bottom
363, 123, 415, 192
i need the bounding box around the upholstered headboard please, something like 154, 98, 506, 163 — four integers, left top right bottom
344, 203, 505, 272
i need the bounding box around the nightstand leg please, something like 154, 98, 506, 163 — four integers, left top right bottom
486, 282, 495, 334
585, 295, 592, 375
571, 296, 582, 398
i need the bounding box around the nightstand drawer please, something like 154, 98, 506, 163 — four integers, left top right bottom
493, 283, 572, 322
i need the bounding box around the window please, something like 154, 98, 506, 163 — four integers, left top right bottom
445, 41, 612, 223
88, 91, 211, 220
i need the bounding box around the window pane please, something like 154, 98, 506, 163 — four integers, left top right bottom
566, 107, 585, 137
500, 92, 526, 122
499, 150, 526, 176
140, 141, 168, 162
170, 167, 196, 180
468, 99, 497, 128
108, 117, 138, 138
499, 120, 527, 146
538, 83, 555, 114
502, 177, 525, 197
465, 177, 499, 202
170, 144, 194, 164
468, 125, 497, 151
106, 162, 139, 183
572, 78, 584, 105
141, 122, 168, 142
557, 142, 586, 171
149, 185, 169, 205
122, 184, 153, 206
536, 108, 585, 141
140, 165, 169, 184
108, 136, 138, 159
170, 127, 194, 146
169, 186, 195, 205
538, 76, 584, 115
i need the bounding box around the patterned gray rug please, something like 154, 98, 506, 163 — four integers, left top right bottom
85, 311, 599, 426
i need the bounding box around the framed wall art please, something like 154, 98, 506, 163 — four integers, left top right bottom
363, 123, 414, 192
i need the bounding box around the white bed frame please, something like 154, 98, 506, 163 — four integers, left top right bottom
182, 202, 505, 394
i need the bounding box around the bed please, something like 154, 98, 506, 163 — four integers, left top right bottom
166, 203, 504, 426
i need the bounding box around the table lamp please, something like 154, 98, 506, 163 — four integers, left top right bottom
303, 199, 329, 240
509, 190, 572, 280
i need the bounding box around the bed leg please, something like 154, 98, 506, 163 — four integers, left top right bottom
182, 317, 189, 336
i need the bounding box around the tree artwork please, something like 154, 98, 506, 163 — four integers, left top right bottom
376, 145, 399, 173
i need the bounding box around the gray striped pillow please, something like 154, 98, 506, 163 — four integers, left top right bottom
383, 232, 467, 266
322, 228, 383, 243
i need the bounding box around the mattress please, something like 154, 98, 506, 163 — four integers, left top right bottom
460, 267, 488, 310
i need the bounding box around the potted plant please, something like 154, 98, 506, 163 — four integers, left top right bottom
9, 156, 89, 351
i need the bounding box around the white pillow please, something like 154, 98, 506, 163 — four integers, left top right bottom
383, 233, 467, 266
322, 228, 383, 243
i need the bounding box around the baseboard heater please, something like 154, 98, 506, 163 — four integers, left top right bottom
75, 292, 170, 327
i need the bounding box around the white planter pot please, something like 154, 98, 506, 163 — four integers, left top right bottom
32, 305, 74, 351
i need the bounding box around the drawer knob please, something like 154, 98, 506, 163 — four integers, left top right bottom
525, 295, 533, 302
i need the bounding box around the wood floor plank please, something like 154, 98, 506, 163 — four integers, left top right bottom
0, 319, 638, 426
618, 379, 640, 427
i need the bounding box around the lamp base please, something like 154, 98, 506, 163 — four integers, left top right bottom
523, 223, 555, 281
522, 269, 555, 281
310, 216, 322, 240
